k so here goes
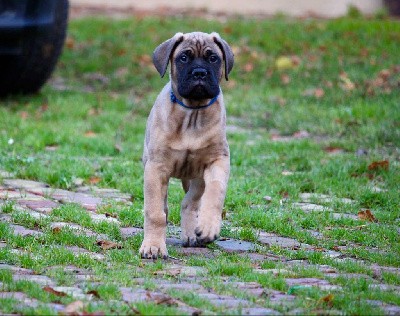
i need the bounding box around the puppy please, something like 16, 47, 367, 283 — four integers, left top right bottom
139, 32, 234, 259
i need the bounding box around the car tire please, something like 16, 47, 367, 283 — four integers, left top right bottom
0, 0, 69, 96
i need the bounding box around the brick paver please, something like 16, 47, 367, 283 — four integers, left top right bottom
1, 177, 399, 315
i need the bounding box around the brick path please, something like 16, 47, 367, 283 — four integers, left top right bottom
0, 175, 399, 315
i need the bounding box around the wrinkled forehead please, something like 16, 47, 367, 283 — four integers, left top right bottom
174, 33, 222, 58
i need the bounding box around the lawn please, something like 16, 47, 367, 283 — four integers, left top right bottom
0, 12, 399, 315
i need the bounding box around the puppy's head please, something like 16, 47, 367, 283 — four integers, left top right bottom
153, 32, 234, 100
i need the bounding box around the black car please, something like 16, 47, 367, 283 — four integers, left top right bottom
0, 0, 69, 96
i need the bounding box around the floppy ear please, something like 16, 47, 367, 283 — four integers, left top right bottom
212, 32, 234, 81
152, 32, 184, 78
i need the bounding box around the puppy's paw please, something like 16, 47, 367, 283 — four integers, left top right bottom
194, 218, 221, 246
182, 235, 198, 247
139, 239, 168, 259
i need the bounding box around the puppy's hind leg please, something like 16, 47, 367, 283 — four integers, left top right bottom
181, 178, 205, 247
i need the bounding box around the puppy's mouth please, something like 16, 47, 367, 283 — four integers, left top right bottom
179, 81, 219, 100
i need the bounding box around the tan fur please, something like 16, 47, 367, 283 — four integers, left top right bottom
139, 32, 233, 259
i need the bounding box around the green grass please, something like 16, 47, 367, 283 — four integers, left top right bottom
0, 13, 399, 315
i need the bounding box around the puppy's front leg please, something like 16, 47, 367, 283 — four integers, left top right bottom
140, 162, 168, 259
195, 158, 230, 245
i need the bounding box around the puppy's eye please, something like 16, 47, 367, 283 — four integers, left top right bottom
180, 54, 189, 63
208, 55, 219, 63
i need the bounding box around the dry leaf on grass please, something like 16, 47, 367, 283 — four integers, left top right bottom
89, 176, 102, 184
84, 131, 97, 138
20, 111, 29, 119
221, 209, 227, 220
280, 73, 291, 85
319, 293, 334, 307
358, 209, 378, 222
138, 54, 152, 66
243, 62, 254, 72
96, 240, 122, 250
146, 292, 178, 306
65, 37, 75, 49
367, 160, 389, 171
146, 292, 201, 314
86, 290, 101, 299
52, 226, 62, 234
339, 72, 355, 91
125, 302, 142, 315
43, 286, 67, 297
324, 146, 344, 154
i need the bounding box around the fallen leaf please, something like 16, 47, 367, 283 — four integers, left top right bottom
117, 48, 127, 56
153, 268, 182, 277
84, 131, 97, 138
358, 209, 378, 222
146, 292, 200, 314
314, 88, 325, 98
280, 73, 290, 85
20, 111, 29, 119
243, 62, 254, 72
360, 47, 369, 57
86, 290, 101, 299
63, 300, 84, 315
367, 160, 389, 171
339, 72, 355, 91
96, 240, 122, 250
52, 227, 62, 234
291, 55, 301, 66
221, 209, 227, 220
324, 146, 344, 154
302, 88, 324, 98
146, 292, 177, 306
323, 268, 337, 274
89, 176, 102, 185
65, 37, 75, 49
125, 302, 142, 315
319, 293, 334, 307
138, 54, 152, 66
43, 286, 67, 297
223, 26, 233, 34
279, 191, 289, 199
293, 130, 310, 138
379, 69, 391, 81
225, 79, 237, 89
275, 56, 294, 70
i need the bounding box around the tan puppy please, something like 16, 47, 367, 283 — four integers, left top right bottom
139, 32, 234, 259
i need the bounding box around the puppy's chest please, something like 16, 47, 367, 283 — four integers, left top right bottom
169, 143, 224, 179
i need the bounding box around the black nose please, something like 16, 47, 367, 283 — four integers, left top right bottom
192, 68, 208, 80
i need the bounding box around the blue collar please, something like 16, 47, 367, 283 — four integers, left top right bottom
170, 90, 219, 110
